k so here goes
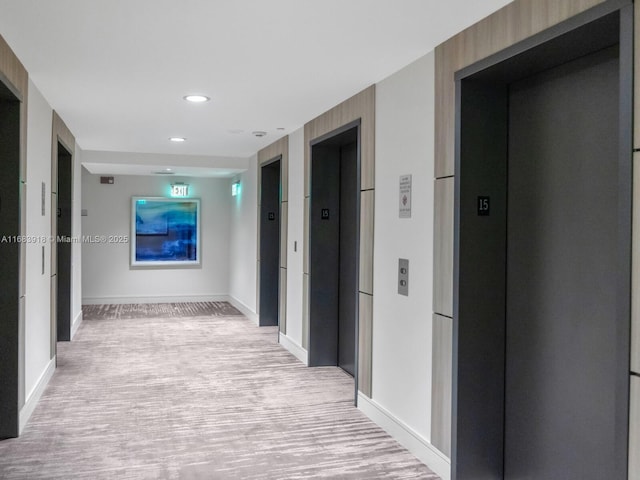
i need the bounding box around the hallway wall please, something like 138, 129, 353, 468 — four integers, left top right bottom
22, 79, 83, 430
283, 128, 305, 349
228, 154, 258, 319
369, 50, 435, 447
81, 170, 231, 303
272, 52, 444, 477
71, 146, 82, 335
24, 80, 54, 403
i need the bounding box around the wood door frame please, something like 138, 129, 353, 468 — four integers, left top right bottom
303, 86, 375, 401
0, 34, 28, 438
308, 120, 361, 398
50, 111, 75, 356
258, 155, 282, 328
451, 3, 633, 478
257, 136, 288, 334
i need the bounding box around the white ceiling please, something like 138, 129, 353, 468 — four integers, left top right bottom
0, 0, 512, 172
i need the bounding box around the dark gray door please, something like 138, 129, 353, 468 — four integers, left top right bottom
309, 126, 359, 377
259, 160, 281, 327
505, 46, 619, 479
0, 83, 21, 439
338, 141, 358, 376
57, 143, 72, 341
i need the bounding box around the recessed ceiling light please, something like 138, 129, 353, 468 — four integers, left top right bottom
165, 168, 172, 171
169, 137, 186, 142
252, 131, 267, 137
277, 127, 285, 131
184, 95, 210, 103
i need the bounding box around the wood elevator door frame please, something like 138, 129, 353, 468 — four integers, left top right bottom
308, 120, 361, 400
452, 2, 632, 479
0, 73, 25, 439
50, 112, 75, 355
259, 156, 282, 328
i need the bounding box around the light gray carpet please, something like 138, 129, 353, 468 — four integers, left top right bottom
0, 303, 439, 479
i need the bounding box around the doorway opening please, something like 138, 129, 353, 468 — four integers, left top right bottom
55, 142, 73, 341
0, 78, 22, 439
309, 122, 360, 381
259, 157, 281, 327
452, 5, 631, 480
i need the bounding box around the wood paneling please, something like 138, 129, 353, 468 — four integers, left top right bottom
0, 35, 28, 100
359, 190, 374, 295
433, 177, 454, 317
630, 376, 640, 480
0, 34, 28, 184
50, 111, 75, 359
279, 268, 287, 334
1, 36, 28, 403
280, 202, 288, 269
431, 313, 453, 458
258, 135, 289, 202
257, 137, 289, 327
303, 86, 376, 381
50, 112, 75, 275
304, 86, 375, 191
19, 183, 26, 298
358, 292, 373, 398
303, 196, 310, 275
635, 0, 640, 148
435, 0, 607, 177
52, 111, 75, 158
632, 152, 640, 374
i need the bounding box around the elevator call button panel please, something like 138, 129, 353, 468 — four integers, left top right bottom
398, 258, 409, 296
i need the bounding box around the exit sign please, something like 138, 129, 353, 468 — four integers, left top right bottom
171, 184, 189, 197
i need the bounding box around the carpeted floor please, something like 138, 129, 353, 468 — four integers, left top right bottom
0, 303, 439, 479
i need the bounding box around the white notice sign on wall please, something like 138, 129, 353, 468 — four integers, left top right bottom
399, 174, 412, 218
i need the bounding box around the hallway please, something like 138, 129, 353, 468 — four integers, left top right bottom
0, 303, 437, 479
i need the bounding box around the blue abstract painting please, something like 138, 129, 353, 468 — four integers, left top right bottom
131, 197, 200, 266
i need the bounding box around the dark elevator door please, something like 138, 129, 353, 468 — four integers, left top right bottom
57, 144, 72, 341
259, 160, 281, 327
309, 127, 358, 378
338, 141, 357, 376
505, 47, 619, 479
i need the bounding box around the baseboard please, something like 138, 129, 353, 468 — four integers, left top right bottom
228, 296, 258, 324
357, 393, 451, 480
82, 294, 229, 305
278, 333, 308, 365
70, 310, 83, 339
20, 356, 56, 434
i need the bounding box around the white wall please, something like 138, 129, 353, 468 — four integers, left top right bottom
81, 171, 231, 303
371, 52, 435, 440
228, 154, 258, 317
71, 146, 83, 334
284, 128, 305, 347
24, 79, 54, 400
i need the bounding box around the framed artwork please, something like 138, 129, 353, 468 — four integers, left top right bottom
131, 197, 200, 266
